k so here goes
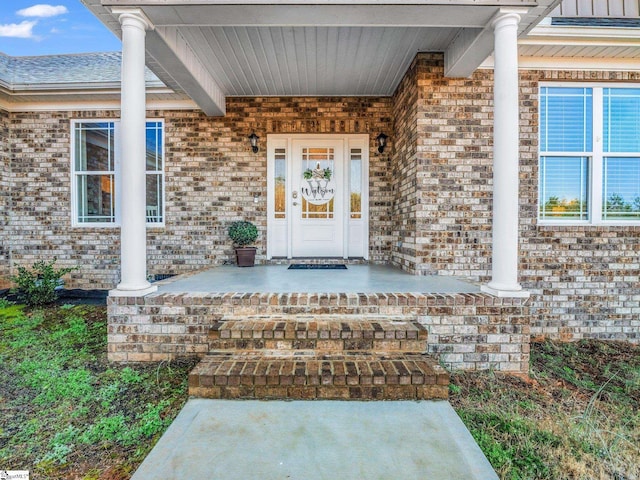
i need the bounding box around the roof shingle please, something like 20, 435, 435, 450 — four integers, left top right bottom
0, 51, 162, 88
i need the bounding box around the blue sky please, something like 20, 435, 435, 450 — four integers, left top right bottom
0, 1, 120, 56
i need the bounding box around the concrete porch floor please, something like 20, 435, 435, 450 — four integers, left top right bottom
155, 264, 481, 294
131, 399, 498, 480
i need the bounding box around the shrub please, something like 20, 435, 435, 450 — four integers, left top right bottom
11, 259, 78, 307
228, 221, 258, 247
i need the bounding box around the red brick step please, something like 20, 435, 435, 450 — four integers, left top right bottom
189, 351, 449, 400
208, 315, 428, 353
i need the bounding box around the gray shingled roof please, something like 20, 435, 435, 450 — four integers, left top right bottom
0, 51, 163, 88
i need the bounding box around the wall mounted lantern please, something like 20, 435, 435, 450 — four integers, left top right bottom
376, 133, 388, 154
248, 132, 259, 153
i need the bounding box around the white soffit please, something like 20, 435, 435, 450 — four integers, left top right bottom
510, 24, 640, 65
174, 26, 461, 96
87, 0, 561, 115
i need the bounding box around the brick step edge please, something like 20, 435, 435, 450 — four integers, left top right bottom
189, 384, 448, 400
188, 352, 449, 401
208, 338, 426, 352
210, 319, 427, 341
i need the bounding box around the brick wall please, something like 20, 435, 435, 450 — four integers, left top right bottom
3, 58, 639, 344
9, 111, 121, 289
153, 98, 394, 276
413, 54, 494, 278
519, 69, 640, 343
396, 54, 640, 343
0, 109, 9, 285
390, 57, 420, 273
4, 99, 393, 289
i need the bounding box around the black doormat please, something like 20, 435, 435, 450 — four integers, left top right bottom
288, 264, 347, 270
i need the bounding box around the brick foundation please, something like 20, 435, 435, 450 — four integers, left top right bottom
107, 291, 530, 372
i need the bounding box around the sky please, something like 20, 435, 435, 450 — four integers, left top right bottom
0, 1, 120, 56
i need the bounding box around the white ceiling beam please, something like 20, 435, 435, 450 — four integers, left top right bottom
445, 7, 533, 77
147, 27, 226, 116
444, 27, 494, 77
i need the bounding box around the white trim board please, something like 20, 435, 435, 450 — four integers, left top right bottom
479, 56, 640, 71
0, 98, 198, 113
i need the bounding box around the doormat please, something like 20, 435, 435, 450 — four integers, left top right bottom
288, 264, 347, 270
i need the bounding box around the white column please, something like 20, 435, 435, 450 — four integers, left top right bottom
111, 10, 156, 296
481, 12, 529, 298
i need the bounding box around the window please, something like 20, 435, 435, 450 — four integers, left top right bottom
273, 147, 286, 219
539, 86, 640, 224
145, 121, 164, 223
72, 120, 164, 226
74, 122, 116, 223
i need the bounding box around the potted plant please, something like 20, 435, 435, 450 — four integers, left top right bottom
228, 220, 259, 267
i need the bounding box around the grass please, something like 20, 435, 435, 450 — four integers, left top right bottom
451, 339, 640, 480
1, 301, 638, 479
0, 300, 198, 479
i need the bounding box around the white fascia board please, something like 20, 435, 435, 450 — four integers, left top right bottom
4, 81, 166, 92
0, 97, 198, 112
528, 25, 640, 40
103, 0, 537, 5
138, 4, 504, 28
479, 55, 640, 71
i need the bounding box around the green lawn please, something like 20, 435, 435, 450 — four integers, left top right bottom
451, 340, 640, 480
0, 301, 197, 479
1, 301, 638, 479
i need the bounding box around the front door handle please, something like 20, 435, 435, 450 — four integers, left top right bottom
293, 202, 299, 206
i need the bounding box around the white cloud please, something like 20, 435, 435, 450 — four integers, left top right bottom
17, 4, 68, 18
0, 20, 37, 38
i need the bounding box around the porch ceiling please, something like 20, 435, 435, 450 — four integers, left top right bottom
83, 0, 561, 115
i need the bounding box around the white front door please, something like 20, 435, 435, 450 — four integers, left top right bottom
291, 139, 344, 257
267, 134, 369, 259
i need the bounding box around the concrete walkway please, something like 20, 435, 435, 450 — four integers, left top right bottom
132, 399, 498, 480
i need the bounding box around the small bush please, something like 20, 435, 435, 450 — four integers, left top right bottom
228, 221, 258, 246
11, 259, 77, 307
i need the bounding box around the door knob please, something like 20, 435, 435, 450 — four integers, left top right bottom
293, 202, 299, 206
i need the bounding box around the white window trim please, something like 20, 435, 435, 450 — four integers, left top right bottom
70, 118, 165, 228
538, 83, 640, 227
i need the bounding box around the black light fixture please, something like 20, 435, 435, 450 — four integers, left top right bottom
248, 132, 259, 153
376, 132, 388, 154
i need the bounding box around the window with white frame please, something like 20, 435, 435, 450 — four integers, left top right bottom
539, 85, 640, 224
72, 120, 164, 225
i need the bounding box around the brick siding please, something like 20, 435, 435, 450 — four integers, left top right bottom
0, 109, 9, 286
107, 292, 530, 372
3, 99, 393, 289
519, 69, 640, 343
9, 110, 121, 289
390, 57, 420, 273
396, 54, 640, 343
2, 53, 639, 347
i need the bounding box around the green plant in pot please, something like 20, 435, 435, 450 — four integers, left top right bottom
228, 220, 259, 267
